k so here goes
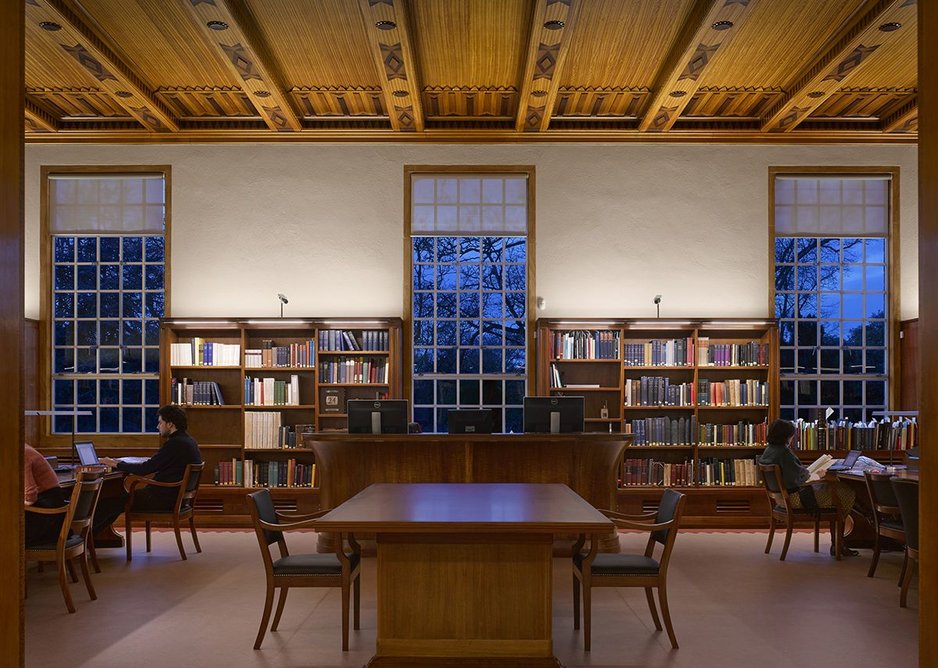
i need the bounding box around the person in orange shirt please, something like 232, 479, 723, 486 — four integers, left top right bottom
24, 444, 67, 546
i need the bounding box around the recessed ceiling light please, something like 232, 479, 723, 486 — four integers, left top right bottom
255, 90, 271, 98
712, 20, 733, 30
115, 91, 132, 98
669, 90, 687, 98
544, 20, 565, 30
807, 91, 825, 98
878, 22, 901, 32
392, 90, 409, 97
39, 21, 62, 31
207, 20, 228, 31
375, 20, 396, 30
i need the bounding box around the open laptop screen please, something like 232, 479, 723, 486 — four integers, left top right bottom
74, 441, 99, 466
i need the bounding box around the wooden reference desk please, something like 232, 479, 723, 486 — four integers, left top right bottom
307, 432, 628, 553
316, 482, 612, 667
57, 468, 126, 548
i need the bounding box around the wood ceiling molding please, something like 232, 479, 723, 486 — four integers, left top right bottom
423, 87, 518, 119
683, 87, 782, 119
156, 86, 258, 119
760, 0, 917, 133
25, 0, 178, 132
638, 0, 757, 132
515, 0, 582, 132
291, 86, 388, 119
25, 97, 59, 132
184, 0, 302, 132
554, 86, 648, 119
358, 0, 424, 131
881, 95, 917, 132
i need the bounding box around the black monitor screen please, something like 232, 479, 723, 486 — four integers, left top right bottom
74, 441, 99, 466
447, 409, 494, 434
523, 396, 585, 434
347, 399, 409, 434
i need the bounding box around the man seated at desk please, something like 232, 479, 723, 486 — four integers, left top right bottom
24, 443, 67, 546
94, 405, 201, 535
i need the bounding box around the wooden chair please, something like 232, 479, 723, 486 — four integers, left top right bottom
758, 464, 843, 561
246, 489, 361, 651
890, 477, 919, 608
25, 471, 104, 613
572, 488, 686, 650
863, 470, 906, 580
124, 462, 204, 561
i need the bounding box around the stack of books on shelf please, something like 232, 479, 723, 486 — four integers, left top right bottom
213, 459, 316, 488
696, 379, 768, 406
244, 339, 315, 367
621, 458, 692, 486
170, 378, 225, 405
170, 339, 240, 366
552, 330, 620, 359
320, 329, 389, 351
319, 356, 387, 384
697, 338, 768, 366
625, 416, 697, 446
245, 412, 307, 449
793, 416, 918, 451
244, 375, 301, 405
623, 337, 694, 366
698, 457, 758, 486
697, 420, 767, 447
624, 377, 695, 406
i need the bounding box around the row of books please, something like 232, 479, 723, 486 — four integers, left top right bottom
698, 420, 767, 447
697, 379, 768, 407
552, 330, 620, 360
170, 378, 225, 405
319, 329, 389, 352
244, 375, 301, 406
699, 457, 759, 486
243, 412, 312, 450
792, 417, 918, 451
625, 417, 768, 447
214, 458, 316, 488
170, 340, 241, 366
624, 377, 694, 407
697, 338, 768, 366
319, 357, 388, 384
619, 457, 759, 487
245, 340, 315, 368
623, 338, 694, 367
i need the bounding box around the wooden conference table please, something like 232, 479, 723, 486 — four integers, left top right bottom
316, 482, 613, 667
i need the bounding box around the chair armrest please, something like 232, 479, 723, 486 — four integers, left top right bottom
608, 517, 675, 532
599, 508, 657, 521
257, 517, 322, 532
275, 509, 329, 521
24, 504, 68, 516
132, 478, 183, 489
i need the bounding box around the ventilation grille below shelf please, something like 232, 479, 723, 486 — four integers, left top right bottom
273, 499, 298, 513
194, 498, 225, 513
642, 501, 660, 514
716, 499, 751, 513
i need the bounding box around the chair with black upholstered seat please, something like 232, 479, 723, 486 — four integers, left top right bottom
572, 488, 686, 650
864, 470, 906, 580
25, 471, 104, 613
124, 462, 204, 561
758, 463, 843, 561
246, 488, 361, 651
890, 477, 919, 608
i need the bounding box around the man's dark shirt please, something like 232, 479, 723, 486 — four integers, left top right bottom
116, 429, 201, 483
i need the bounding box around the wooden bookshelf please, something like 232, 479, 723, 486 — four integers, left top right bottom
160, 317, 402, 524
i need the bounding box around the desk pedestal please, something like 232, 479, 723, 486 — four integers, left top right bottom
369, 532, 560, 668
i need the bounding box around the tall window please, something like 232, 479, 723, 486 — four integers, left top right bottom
772, 172, 894, 422
407, 170, 532, 433
48, 172, 167, 434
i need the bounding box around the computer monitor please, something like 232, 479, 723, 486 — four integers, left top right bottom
523, 396, 585, 434
347, 399, 409, 434
74, 440, 99, 466
447, 409, 494, 434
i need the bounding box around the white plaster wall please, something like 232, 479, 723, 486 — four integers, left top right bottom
24, 142, 918, 321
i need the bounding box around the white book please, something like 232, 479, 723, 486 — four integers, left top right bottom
806, 454, 835, 482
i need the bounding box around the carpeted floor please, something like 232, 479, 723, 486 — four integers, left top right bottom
24, 529, 917, 668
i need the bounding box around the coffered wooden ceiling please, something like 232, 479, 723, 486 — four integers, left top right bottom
23, 0, 918, 143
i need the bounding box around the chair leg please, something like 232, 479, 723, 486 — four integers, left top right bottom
146, 521, 152, 553
765, 517, 776, 554
645, 587, 662, 631
780, 521, 794, 561
254, 584, 276, 649
658, 584, 678, 649
125, 516, 133, 562
813, 515, 820, 553
87, 535, 101, 574
66, 558, 79, 583
271, 588, 289, 631
899, 552, 915, 608
189, 516, 202, 553
582, 572, 592, 652
572, 571, 580, 630
898, 550, 909, 587
868, 531, 882, 577
173, 519, 187, 561
353, 572, 361, 630
341, 578, 350, 651
57, 555, 76, 614
78, 554, 96, 601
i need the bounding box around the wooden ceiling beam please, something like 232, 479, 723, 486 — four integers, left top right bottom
761, 0, 917, 133
184, 0, 302, 132
358, 0, 423, 131
638, 0, 757, 133
26, 0, 179, 132
25, 98, 59, 133
515, 0, 582, 133
881, 95, 917, 133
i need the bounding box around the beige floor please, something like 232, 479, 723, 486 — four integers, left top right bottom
25, 529, 917, 668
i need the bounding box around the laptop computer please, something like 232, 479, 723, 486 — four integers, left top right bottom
74, 440, 148, 466
827, 449, 861, 472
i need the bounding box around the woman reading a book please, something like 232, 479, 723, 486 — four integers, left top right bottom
759, 419, 858, 556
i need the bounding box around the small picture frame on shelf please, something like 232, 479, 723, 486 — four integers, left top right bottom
322, 387, 346, 413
